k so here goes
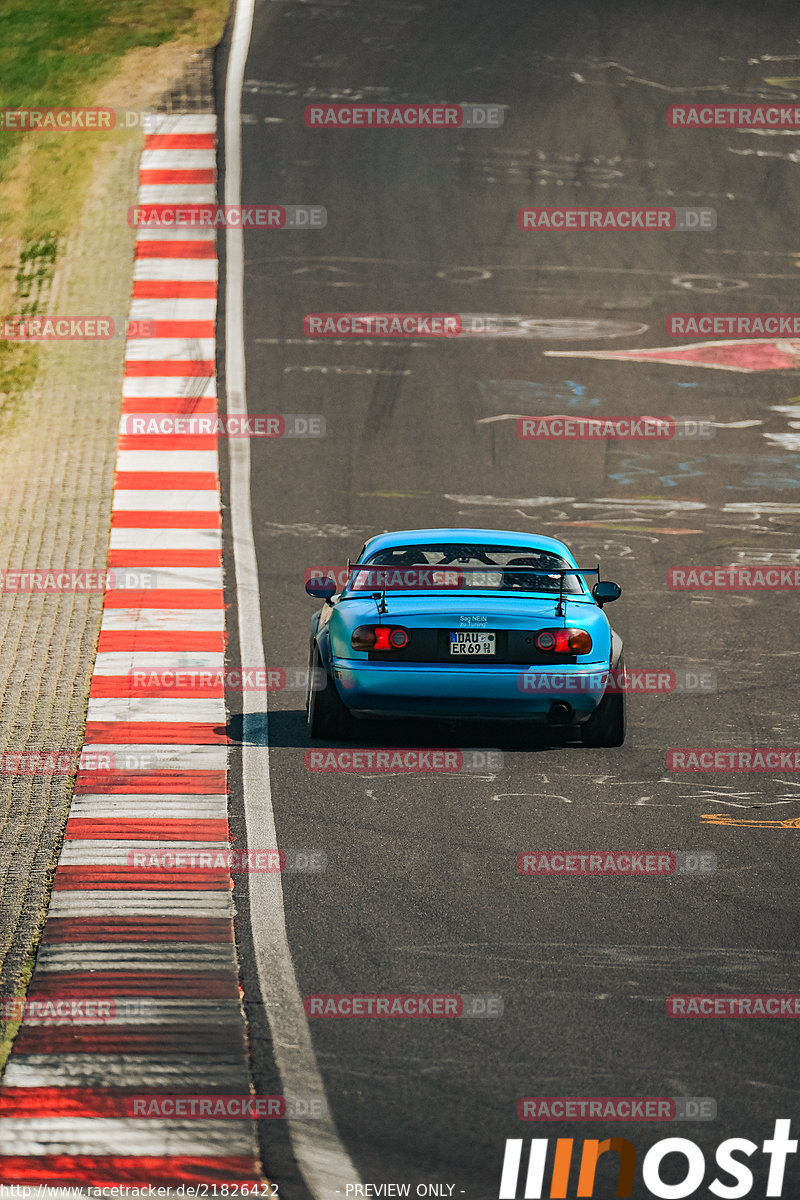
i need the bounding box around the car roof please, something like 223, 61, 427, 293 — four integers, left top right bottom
361, 527, 577, 563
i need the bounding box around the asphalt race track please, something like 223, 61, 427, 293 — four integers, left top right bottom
217, 2, 800, 1195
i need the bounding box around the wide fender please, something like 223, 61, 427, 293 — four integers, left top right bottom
610, 629, 624, 667
312, 618, 334, 674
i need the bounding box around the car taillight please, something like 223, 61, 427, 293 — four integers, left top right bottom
351, 625, 410, 651
535, 627, 592, 654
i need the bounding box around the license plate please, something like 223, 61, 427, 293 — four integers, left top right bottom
449, 631, 496, 656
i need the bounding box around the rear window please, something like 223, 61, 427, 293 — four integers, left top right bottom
348, 543, 585, 594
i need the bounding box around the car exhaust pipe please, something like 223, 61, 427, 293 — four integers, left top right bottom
547, 701, 572, 726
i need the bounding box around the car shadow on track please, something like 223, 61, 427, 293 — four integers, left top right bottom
222, 709, 577, 753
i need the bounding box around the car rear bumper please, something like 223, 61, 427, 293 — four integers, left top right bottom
331, 659, 610, 721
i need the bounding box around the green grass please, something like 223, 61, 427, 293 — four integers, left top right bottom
0, 0, 227, 426
0, 1, 224, 184
1, 1, 202, 110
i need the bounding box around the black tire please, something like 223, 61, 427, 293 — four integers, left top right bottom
307, 644, 355, 739
581, 664, 626, 747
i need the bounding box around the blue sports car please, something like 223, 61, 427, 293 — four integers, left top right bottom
305, 527, 625, 746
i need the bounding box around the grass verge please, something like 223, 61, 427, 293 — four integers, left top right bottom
0, 0, 228, 427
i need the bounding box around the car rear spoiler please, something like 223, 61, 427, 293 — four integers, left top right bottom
341, 561, 602, 617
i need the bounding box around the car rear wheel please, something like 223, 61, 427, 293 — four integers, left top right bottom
580, 664, 625, 747
307, 644, 355, 740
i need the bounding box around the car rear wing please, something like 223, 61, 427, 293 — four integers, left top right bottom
341, 561, 602, 614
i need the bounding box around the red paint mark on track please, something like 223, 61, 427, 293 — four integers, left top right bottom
111, 512, 221, 528
90, 678, 225, 699
103, 590, 224, 608
113, 470, 218, 489
43, 918, 233, 943
64, 819, 230, 841
547, 338, 800, 372
107, 550, 221, 568
133, 281, 217, 299
139, 169, 216, 185
136, 242, 217, 260
74, 771, 227, 793
52, 868, 234, 890
96, 632, 226, 653
124, 360, 215, 376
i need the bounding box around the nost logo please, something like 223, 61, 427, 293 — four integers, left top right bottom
498, 1119, 798, 1197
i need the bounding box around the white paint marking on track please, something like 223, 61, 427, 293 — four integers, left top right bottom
47, 891, 235, 917
116, 450, 220, 473
81, 743, 228, 769
92, 651, 226, 673
111, 566, 223, 589
86, 697, 227, 723
149, 114, 217, 134
121, 375, 218, 397
4, 1056, 249, 1089
136, 226, 217, 242
109, 527, 222, 549
1, 1120, 255, 1156
99, 609, 225, 631
36, 943, 235, 969
134, 259, 219, 282
70, 797, 228, 819
225, 0, 363, 1194
124, 338, 217, 360
141, 150, 217, 170
112, 489, 220, 511
129, 298, 218, 321
137, 184, 217, 204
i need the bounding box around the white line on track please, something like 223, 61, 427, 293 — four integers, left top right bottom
224, 0, 362, 1194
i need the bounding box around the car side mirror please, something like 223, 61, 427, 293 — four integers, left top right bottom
305, 577, 337, 600
592, 580, 621, 607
